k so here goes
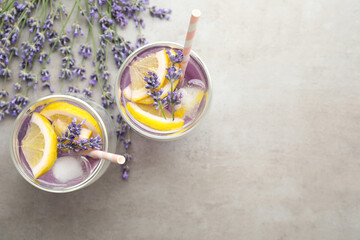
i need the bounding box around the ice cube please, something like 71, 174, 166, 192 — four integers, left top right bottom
187, 79, 206, 90
175, 86, 205, 119
52, 156, 88, 183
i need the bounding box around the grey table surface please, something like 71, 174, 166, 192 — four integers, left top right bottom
1, 0, 360, 239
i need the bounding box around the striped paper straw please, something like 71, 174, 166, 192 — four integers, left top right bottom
180, 9, 201, 77
85, 150, 126, 165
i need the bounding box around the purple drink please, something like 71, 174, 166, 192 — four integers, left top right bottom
116, 42, 212, 140
10, 95, 116, 193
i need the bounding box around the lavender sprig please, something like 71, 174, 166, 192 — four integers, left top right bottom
115, 114, 132, 180
57, 118, 103, 153
143, 71, 166, 119
166, 49, 183, 64
164, 51, 183, 120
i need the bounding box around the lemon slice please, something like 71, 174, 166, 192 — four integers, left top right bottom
174, 87, 205, 118
40, 102, 102, 137
52, 118, 92, 139
137, 78, 180, 104
21, 112, 58, 179
123, 49, 170, 102
126, 102, 184, 131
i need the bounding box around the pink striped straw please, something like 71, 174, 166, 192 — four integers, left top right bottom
180, 9, 201, 78
85, 150, 126, 165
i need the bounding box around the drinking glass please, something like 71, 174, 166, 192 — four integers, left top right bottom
10, 94, 116, 193
115, 41, 212, 140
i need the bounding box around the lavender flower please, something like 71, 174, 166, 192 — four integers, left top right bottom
38, 52, 50, 64
136, 36, 147, 48
10, 25, 20, 44
19, 70, 36, 86
111, 41, 134, 68
98, 0, 106, 6
65, 85, 80, 93
27, 17, 40, 33
101, 92, 114, 109
59, 68, 73, 81
9, 47, 19, 56
82, 88, 92, 97
42, 18, 54, 32
42, 82, 54, 93
0, 94, 29, 119
89, 5, 99, 20
60, 46, 71, 55
111, 4, 128, 27
143, 72, 165, 112
0, 48, 9, 68
89, 73, 98, 86
122, 168, 129, 180
34, 31, 45, 51
162, 90, 183, 107
40, 69, 50, 82
59, 35, 71, 47
166, 49, 183, 64
99, 16, 114, 31
78, 44, 92, 59
101, 71, 110, 82
0, 67, 12, 78
165, 66, 182, 82
67, 22, 84, 37
57, 118, 103, 152
164, 66, 183, 119
61, 55, 75, 69
103, 28, 115, 42
0, 89, 8, 98
72, 66, 86, 80
123, 138, 131, 150
149, 6, 171, 20
13, 82, 22, 91
48, 35, 60, 50
1, 11, 15, 24
20, 42, 38, 67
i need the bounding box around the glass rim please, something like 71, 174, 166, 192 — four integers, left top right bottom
115, 41, 212, 140
10, 94, 109, 193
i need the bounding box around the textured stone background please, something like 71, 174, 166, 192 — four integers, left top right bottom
1, 0, 360, 239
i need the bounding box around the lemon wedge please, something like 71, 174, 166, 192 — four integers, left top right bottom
123, 49, 170, 102
126, 102, 184, 131
40, 102, 102, 137
21, 112, 58, 179
174, 87, 205, 118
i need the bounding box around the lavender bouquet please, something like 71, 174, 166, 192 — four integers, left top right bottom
0, 0, 172, 179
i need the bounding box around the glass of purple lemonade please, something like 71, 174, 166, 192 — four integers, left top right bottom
115, 42, 212, 140
10, 95, 116, 193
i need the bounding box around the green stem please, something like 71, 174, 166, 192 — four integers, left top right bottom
34, 0, 42, 15
170, 80, 174, 120
78, 0, 108, 96
42, 0, 48, 22
76, 2, 80, 22
4, 8, 28, 39
2, 50, 13, 90
0, 0, 16, 14
40, 1, 77, 71
158, 100, 167, 120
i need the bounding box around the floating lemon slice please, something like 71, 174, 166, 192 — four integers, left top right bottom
52, 118, 92, 140
137, 78, 180, 104
126, 102, 184, 131
21, 112, 58, 179
123, 49, 170, 102
40, 102, 102, 137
